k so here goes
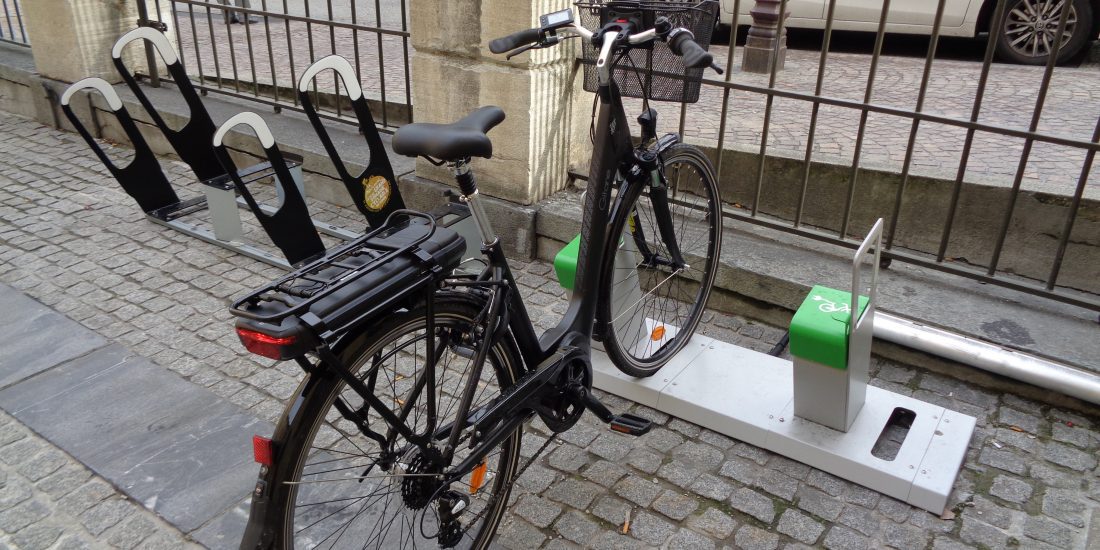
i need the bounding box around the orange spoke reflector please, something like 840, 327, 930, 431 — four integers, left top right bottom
650, 325, 666, 341
469, 461, 488, 494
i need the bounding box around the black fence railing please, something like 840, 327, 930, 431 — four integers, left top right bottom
142, 0, 412, 131
0, 0, 28, 47
655, 0, 1099, 312
131, 0, 1098, 312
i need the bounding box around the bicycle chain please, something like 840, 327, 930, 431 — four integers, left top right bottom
512, 430, 559, 482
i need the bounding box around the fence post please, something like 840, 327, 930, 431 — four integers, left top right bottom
21, 1, 174, 84
407, 0, 586, 206
742, 0, 788, 73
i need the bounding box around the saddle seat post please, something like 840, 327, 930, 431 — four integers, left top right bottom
452, 159, 497, 248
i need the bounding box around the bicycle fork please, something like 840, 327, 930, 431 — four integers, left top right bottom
629, 131, 689, 270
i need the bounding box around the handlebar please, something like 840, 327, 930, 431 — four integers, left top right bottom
667, 29, 714, 71
488, 18, 719, 75
488, 28, 542, 54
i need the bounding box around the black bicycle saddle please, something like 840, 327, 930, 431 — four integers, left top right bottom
392, 106, 505, 160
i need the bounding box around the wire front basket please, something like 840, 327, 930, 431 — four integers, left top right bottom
578, 1, 719, 103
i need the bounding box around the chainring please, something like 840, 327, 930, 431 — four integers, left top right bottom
536, 358, 591, 432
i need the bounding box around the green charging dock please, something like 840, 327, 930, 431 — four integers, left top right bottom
554, 234, 581, 291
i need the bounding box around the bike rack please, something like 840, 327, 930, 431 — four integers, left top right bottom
66, 28, 483, 271
583, 220, 976, 515
298, 55, 406, 229
60, 79, 298, 268
99, 29, 361, 266
213, 113, 329, 266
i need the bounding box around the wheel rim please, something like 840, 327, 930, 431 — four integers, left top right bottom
1004, 0, 1078, 59
283, 314, 519, 549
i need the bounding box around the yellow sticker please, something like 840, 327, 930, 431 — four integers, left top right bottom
361, 175, 391, 212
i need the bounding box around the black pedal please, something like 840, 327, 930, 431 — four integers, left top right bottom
609, 413, 653, 436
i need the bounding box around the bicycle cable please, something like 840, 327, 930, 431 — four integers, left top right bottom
589, 50, 632, 144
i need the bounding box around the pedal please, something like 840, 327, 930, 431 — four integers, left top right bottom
582, 393, 652, 436
608, 413, 653, 436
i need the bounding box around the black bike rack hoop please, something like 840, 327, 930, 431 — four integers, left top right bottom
60, 78, 181, 214
112, 27, 227, 181
213, 112, 327, 267
297, 55, 406, 229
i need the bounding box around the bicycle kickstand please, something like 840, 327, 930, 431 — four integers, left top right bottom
583, 392, 653, 436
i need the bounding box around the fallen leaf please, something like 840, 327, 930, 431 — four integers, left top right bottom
1009, 426, 1025, 433
939, 509, 956, 520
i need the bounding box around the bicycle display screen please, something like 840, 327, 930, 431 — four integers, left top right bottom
540, 9, 573, 30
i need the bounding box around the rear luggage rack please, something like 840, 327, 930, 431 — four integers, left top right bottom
230, 210, 444, 325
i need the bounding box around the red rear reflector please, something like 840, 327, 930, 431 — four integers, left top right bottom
237, 328, 296, 360
253, 435, 274, 466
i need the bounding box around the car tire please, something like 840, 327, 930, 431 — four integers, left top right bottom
994, 0, 1094, 64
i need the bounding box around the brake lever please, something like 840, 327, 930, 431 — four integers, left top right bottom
506, 44, 538, 60
506, 35, 564, 60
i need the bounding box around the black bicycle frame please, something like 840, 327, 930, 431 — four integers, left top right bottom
317, 55, 668, 484
512, 80, 637, 365
432, 78, 647, 477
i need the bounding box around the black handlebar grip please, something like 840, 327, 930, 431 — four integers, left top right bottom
489, 28, 541, 54
668, 30, 713, 70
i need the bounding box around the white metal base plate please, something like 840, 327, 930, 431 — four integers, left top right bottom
592, 329, 976, 514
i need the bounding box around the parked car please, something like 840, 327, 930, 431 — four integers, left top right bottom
720, 0, 1099, 64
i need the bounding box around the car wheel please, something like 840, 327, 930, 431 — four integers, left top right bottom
994, 0, 1094, 64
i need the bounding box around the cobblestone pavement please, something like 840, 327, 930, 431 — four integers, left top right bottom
0, 411, 202, 550
163, 8, 1099, 197
1, 110, 1099, 548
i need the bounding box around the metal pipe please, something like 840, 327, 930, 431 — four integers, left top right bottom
875, 313, 1100, 405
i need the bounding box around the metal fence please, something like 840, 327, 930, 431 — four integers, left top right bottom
142, 0, 412, 130
669, 0, 1099, 312
0, 0, 28, 47
130, 0, 1098, 311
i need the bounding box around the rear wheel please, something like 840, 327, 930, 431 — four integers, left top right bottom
598, 143, 722, 377
264, 297, 522, 549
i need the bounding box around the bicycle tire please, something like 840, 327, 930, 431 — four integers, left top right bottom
597, 143, 722, 377
259, 295, 523, 549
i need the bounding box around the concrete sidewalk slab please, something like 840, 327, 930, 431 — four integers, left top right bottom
0, 284, 268, 544
0, 342, 268, 534
0, 283, 107, 390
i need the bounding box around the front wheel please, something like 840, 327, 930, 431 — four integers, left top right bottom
994, 0, 1094, 65
598, 143, 722, 377
253, 296, 523, 549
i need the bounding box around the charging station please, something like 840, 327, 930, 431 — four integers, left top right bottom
559, 219, 976, 514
